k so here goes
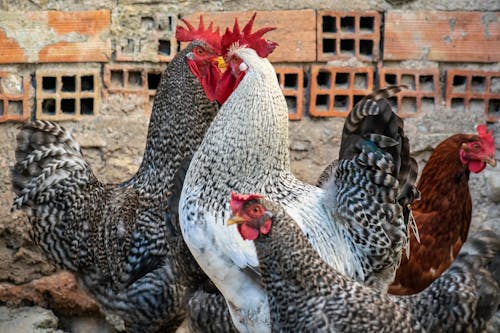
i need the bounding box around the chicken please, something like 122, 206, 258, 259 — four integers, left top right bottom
228, 192, 499, 333
389, 125, 497, 295
179, 14, 418, 333
11, 17, 231, 333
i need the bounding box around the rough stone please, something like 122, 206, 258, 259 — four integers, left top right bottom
485, 169, 500, 203
0, 306, 65, 333
0, 271, 99, 317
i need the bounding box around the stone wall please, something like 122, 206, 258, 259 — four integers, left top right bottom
0, 1, 499, 332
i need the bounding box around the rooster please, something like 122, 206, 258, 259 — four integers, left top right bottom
229, 192, 499, 332
11, 17, 233, 333
179, 14, 418, 333
390, 125, 497, 295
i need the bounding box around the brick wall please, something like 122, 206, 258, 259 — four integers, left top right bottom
0, 8, 498, 123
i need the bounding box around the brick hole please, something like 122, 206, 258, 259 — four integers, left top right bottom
334, 94, 349, 111
0, 100, 4, 115
61, 99, 76, 114
359, 40, 373, 57
8, 101, 23, 115
354, 73, 368, 89
353, 95, 364, 107
285, 96, 297, 113
322, 16, 337, 33
419, 75, 434, 92
359, 16, 374, 33
421, 97, 435, 111
158, 40, 171, 56
123, 39, 135, 54
340, 16, 355, 32
147, 72, 162, 90
469, 99, 485, 112
168, 16, 174, 31
81, 76, 94, 91
488, 99, 499, 118
471, 76, 486, 93
340, 39, 355, 56
491, 77, 500, 93
141, 16, 155, 30
41, 99, 56, 115
284, 73, 298, 89
401, 97, 417, 114
81, 98, 94, 115
335, 72, 349, 89
128, 71, 143, 88
401, 75, 416, 90
317, 71, 332, 88
110, 70, 124, 88
61, 76, 76, 92
322, 38, 336, 55
385, 74, 397, 85
451, 98, 466, 111
42, 77, 56, 92
452, 75, 467, 93
315, 94, 330, 110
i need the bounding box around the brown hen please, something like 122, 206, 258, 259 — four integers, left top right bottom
389, 124, 497, 295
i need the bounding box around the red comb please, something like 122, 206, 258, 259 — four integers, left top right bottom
230, 191, 264, 213
221, 12, 278, 58
176, 15, 222, 52
476, 124, 496, 154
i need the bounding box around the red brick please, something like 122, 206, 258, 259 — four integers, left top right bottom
309, 66, 374, 117
115, 12, 178, 62
183, 10, 317, 62
0, 10, 111, 63
103, 64, 166, 113
0, 72, 30, 122
445, 69, 500, 122
379, 68, 441, 118
274, 66, 305, 120
317, 11, 381, 62
36, 69, 100, 120
384, 11, 500, 62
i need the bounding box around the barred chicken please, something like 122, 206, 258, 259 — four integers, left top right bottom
390, 125, 497, 295
11, 17, 234, 333
229, 192, 499, 333
179, 14, 418, 333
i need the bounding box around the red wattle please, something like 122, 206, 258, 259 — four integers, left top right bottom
215, 70, 245, 104
238, 224, 259, 241
468, 160, 486, 173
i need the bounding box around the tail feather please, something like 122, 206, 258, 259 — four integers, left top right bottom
12, 120, 92, 211
11, 120, 99, 270
323, 85, 421, 290
400, 229, 500, 332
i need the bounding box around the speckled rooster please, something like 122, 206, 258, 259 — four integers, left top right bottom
389, 125, 497, 295
179, 14, 418, 333
11, 17, 235, 333
229, 192, 499, 332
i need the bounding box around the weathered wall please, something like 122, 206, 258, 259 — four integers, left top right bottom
0, 0, 499, 332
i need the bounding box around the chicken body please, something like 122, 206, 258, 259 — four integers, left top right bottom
11, 41, 231, 332
180, 45, 417, 332
390, 132, 497, 295
229, 195, 499, 333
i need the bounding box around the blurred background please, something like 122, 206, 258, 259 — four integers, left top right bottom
0, 0, 499, 332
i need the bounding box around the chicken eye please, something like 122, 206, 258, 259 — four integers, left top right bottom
232, 55, 240, 62
473, 143, 480, 150
196, 48, 206, 56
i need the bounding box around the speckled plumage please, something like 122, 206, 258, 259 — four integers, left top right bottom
240, 197, 499, 333
179, 45, 418, 332
11, 41, 235, 333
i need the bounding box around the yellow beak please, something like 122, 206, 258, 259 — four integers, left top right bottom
485, 157, 497, 167
214, 56, 227, 70
227, 214, 245, 226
